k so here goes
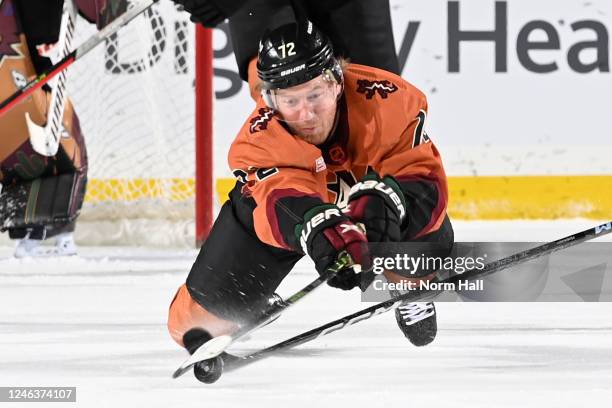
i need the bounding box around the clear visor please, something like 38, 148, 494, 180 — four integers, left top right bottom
270, 76, 340, 125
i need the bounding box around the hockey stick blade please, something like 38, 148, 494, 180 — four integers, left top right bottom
171, 252, 356, 379
221, 221, 612, 374
0, 0, 157, 118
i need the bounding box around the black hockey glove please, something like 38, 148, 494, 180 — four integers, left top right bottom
345, 172, 407, 242
173, 0, 244, 27
296, 204, 372, 290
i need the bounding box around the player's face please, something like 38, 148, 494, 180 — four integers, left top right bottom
273, 75, 341, 145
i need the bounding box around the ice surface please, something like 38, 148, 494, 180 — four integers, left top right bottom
1, 221, 611, 407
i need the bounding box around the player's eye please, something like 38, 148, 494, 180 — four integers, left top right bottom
307, 92, 322, 102
281, 98, 298, 108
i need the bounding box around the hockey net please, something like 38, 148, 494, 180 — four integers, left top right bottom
67, 2, 204, 247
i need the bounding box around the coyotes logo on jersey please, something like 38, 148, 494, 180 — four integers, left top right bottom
249, 107, 275, 134
356, 79, 398, 99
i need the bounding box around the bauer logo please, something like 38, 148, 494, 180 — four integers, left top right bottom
356, 79, 398, 99
280, 64, 306, 77
299, 208, 342, 253
349, 180, 406, 220
595, 223, 612, 235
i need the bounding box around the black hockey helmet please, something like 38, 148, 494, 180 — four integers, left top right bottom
257, 20, 342, 90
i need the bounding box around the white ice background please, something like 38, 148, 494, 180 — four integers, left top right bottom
1, 220, 611, 407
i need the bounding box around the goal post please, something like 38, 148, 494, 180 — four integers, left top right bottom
195, 25, 214, 247
61, 2, 216, 248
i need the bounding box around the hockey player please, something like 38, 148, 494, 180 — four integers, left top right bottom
0, 0, 127, 257
173, 0, 400, 97
168, 20, 453, 382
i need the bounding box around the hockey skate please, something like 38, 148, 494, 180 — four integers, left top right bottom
14, 232, 77, 258
394, 301, 437, 347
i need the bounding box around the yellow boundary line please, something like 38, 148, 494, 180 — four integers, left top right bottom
84, 176, 612, 220
447, 176, 612, 220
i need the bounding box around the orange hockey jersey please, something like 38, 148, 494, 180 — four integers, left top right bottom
229, 63, 448, 251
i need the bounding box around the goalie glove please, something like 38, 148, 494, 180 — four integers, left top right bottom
345, 172, 407, 242
296, 204, 372, 290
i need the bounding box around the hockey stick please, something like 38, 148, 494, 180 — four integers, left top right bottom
26, 0, 77, 156
0, 0, 157, 119
221, 221, 612, 374
171, 251, 356, 379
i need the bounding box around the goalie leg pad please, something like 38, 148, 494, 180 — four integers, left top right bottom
1, 172, 87, 238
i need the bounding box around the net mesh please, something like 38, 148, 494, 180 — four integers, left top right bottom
67, 2, 197, 246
